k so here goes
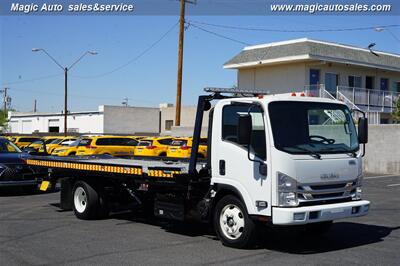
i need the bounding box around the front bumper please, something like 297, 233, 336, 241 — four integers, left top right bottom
272, 200, 370, 225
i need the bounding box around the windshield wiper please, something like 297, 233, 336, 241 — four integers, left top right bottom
283, 146, 321, 159
320, 147, 357, 157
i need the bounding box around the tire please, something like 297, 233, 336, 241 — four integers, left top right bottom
72, 181, 109, 220
69, 152, 76, 156
159, 152, 166, 157
305, 221, 333, 236
214, 195, 258, 248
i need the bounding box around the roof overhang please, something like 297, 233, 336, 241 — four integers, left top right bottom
223, 54, 311, 69
224, 54, 400, 72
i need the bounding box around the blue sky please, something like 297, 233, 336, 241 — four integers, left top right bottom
1, 15, 399, 112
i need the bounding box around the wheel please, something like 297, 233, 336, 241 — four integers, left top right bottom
305, 221, 333, 236
68, 152, 76, 156
158, 152, 166, 157
214, 195, 258, 248
72, 181, 109, 220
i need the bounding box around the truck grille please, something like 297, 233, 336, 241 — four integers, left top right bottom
297, 180, 357, 205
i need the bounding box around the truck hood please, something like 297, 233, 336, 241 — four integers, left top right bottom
293, 155, 360, 184
270, 148, 361, 184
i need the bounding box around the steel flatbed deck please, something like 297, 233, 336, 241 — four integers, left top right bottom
27, 155, 206, 178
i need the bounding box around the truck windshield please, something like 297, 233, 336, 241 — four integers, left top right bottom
268, 101, 359, 155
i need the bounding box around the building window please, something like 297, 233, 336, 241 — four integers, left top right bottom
366, 76, 375, 90
395, 82, 400, 92
165, 120, 173, 131
348, 75, 361, 88
325, 73, 339, 93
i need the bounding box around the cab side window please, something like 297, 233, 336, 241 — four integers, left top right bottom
222, 104, 266, 160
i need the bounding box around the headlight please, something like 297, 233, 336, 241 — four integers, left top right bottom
352, 173, 363, 200
277, 172, 298, 207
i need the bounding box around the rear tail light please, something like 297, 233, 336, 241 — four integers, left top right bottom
146, 146, 157, 149
85, 145, 96, 149
180, 145, 190, 150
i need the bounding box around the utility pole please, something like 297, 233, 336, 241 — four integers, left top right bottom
3, 87, 8, 116
64, 67, 68, 136
175, 0, 195, 126
34, 99, 37, 112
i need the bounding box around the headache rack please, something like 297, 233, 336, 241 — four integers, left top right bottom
204, 87, 271, 96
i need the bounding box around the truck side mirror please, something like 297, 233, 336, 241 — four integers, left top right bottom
358, 117, 368, 144
237, 115, 252, 145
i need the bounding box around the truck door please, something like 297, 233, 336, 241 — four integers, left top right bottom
212, 102, 272, 216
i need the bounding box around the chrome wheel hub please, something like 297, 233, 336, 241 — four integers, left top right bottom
219, 204, 245, 240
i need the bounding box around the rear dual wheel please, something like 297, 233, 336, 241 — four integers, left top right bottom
72, 181, 109, 220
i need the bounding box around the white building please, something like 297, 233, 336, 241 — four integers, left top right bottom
224, 38, 400, 124
8, 105, 160, 135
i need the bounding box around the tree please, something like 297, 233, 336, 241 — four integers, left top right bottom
392, 97, 400, 123
0, 110, 8, 132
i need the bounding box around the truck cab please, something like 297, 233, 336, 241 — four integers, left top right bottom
195, 88, 369, 247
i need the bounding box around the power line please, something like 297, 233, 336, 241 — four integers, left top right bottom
3, 21, 178, 85
188, 20, 400, 33
72, 21, 179, 79
187, 22, 252, 46
1, 73, 63, 86
387, 29, 400, 43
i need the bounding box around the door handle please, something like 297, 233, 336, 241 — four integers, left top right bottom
219, 160, 225, 176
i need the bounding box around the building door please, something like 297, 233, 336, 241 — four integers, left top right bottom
48, 119, 60, 133
380, 78, 389, 91
309, 69, 320, 85
325, 73, 338, 94
366, 76, 375, 89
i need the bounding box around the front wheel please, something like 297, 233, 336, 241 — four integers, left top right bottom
214, 195, 258, 248
72, 181, 109, 220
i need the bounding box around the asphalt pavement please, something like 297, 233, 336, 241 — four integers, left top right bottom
0, 174, 399, 265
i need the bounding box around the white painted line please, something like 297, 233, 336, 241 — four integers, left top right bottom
387, 183, 400, 187
364, 174, 399, 180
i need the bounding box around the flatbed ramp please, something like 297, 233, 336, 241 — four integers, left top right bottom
27, 156, 205, 178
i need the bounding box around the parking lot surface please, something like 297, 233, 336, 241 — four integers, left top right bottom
1, 175, 399, 266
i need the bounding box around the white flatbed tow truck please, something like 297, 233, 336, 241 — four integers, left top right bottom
27, 87, 370, 248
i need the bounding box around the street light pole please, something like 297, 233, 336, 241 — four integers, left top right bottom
32, 49, 97, 136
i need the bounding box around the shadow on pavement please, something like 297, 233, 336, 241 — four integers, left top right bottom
260, 222, 399, 254
110, 211, 399, 253
0, 187, 59, 197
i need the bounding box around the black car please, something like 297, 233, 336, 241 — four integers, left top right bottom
0, 138, 43, 191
